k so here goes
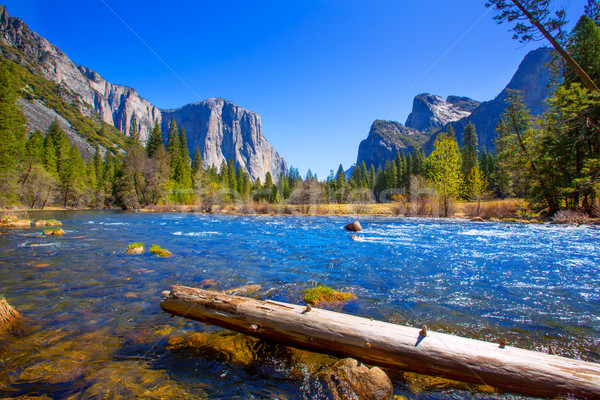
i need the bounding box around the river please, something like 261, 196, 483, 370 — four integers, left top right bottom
0, 211, 599, 399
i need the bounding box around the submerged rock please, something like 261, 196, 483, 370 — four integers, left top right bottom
0, 297, 20, 330
344, 221, 362, 232
309, 358, 393, 400
224, 284, 262, 296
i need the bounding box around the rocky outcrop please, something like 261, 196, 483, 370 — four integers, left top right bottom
405, 93, 479, 132
423, 47, 556, 153
0, 5, 160, 140
356, 120, 428, 170
161, 98, 287, 181
18, 98, 101, 161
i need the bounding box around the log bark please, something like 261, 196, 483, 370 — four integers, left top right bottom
160, 285, 600, 399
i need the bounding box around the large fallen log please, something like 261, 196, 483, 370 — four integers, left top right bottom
160, 285, 600, 398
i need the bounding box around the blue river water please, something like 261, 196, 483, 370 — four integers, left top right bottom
0, 211, 599, 399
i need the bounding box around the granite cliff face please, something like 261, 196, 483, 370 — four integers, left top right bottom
405, 94, 479, 132
161, 99, 287, 181
422, 47, 555, 153
0, 5, 161, 140
356, 120, 429, 170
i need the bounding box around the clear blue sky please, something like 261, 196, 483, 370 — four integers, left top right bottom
2, 0, 588, 179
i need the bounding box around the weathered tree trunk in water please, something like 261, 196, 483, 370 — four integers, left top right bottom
161, 285, 600, 399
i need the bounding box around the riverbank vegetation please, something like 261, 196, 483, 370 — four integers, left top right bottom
0, 8, 599, 220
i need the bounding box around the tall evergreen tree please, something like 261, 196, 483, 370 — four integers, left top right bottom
461, 122, 479, 197
191, 146, 203, 175
146, 122, 163, 157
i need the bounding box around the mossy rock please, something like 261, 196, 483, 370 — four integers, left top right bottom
304, 285, 356, 306
150, 244, 172, 257
0, 215, 32, 227
43, 228, 65, 236
34, 219, 62, 227
126, 242, 144, 255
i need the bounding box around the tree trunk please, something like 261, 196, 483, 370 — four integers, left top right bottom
511, 0, 600, 92
161, 286, 600, 399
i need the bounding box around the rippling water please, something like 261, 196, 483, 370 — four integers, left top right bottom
0, 211, 599, 399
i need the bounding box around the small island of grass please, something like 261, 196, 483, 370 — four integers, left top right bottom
304, 285, 356, 306
150, 244, 172, 257
126, 242, 144, 255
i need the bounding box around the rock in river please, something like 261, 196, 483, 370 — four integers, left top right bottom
344, 221, 362, 232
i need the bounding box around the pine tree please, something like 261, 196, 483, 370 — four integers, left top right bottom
566, 15, 600, 85
227, 159, 237, 193
191, 146, 203, 175
43, 133, 57, 174
146, 121, 163, 157
335, 164, 346, 203
178, 125, 193, 188
25, 130, 44, 165
461, 122, 479, 197
585, 0, 600, 26
0, 62, 26, 173
129, 117, 140, 145
166, 118, 181, 176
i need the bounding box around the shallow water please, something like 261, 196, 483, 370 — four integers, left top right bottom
0, 211, 599, 399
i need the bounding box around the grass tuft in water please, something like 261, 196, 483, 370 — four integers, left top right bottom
150, 244, 172, 257
126, 243, 144, 255
303, 285, 356, 306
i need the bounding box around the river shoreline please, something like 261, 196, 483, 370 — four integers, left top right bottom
2, 200, 599, 225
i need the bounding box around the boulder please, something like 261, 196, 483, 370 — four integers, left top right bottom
309, 358, 393, 400
344, 221, 362, 232
470, 217, 484, 222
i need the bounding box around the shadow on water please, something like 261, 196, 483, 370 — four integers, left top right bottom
0, 210, 598, 398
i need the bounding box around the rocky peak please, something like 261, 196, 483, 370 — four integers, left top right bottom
405, 93, 478, 132
161, 98, 287, 182
356, 120, 429, 170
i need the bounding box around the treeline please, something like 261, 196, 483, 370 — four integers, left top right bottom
1, 10, 598, 215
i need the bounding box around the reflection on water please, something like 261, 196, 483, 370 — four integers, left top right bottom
1, 211, 599, 399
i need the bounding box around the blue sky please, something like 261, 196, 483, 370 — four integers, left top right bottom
3, 0, 588, 179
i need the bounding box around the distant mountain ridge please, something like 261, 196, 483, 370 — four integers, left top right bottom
0, 5, 286, 181
356, 47, 555, 168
